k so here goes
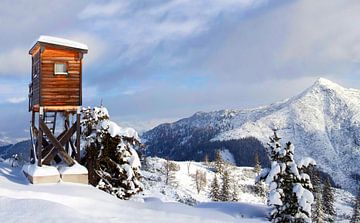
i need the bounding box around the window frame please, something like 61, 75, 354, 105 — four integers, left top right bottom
54, 62, 68, 75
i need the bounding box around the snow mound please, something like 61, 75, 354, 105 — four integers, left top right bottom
22, 164, 59, 177
57, 162, 88, 175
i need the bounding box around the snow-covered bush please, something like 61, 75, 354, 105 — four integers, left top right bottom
256, 131, 316, 223
81, 106, 143, 199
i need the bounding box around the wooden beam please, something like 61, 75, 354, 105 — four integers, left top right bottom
41, 129, 67, 157
76, 112, 81, 162
42, 123, 77, 165
37, 110, 43, 167
39, 119, 75, 166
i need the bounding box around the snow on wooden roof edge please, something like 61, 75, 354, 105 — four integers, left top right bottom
29, 35, 88, 53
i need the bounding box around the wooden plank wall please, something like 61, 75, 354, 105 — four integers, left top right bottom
31, 50, 41, 107
40, 47, 82, 107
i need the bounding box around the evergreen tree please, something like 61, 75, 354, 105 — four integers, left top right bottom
254, 151, 261, 175
210, 174, 220, 201
214, 150, 224, 174
313, 187, 324, 223
231, 181, 239, 202
257, 131, 315, 223
220, 170, 231, 201
350, 187, 360, 223
323, 177, 336, 221
81, 107, 143, 199
309, 166, 323, 222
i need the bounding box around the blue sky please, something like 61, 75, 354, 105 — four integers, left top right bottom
0, 0, 360, 142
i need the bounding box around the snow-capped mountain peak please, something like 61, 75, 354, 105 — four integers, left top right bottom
143, 78, 360, 192
313, 77, 343, 90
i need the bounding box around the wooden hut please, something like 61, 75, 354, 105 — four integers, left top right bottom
26, 36, 88, 184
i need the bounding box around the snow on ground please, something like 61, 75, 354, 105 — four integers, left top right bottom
334, 188, 355, 222
138, 157, 267, 205
0, 161, 268, 223
138, 157, 356, 223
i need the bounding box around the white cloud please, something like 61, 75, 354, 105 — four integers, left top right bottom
61, 32, 107, 64
0, 47, 29, 75
78, 1, 128, 19
6, 97, 26, 104
281, 0, 360, 63
82, 0, 268, 63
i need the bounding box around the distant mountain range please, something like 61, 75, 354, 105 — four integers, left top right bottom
0, 140, 30, 161
143, 78, 360, 191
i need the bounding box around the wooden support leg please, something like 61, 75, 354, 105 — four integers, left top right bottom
40, 119, 75, 166
76, 112, 81, 162
65, 113, 70, 154
37, 109, 43, 167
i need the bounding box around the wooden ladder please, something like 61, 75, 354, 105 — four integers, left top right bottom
43, 112, 57, 134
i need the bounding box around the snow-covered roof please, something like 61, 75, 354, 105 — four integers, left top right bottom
30, 35, 88, 53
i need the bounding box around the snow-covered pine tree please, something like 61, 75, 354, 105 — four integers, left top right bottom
81, 106, 143, 199
313, 187, 324, 223
214, 150, 224, 174
256, 131, 316, 223
350, 187, 360, 223
323, 177, 336, 221
210, 174, 220, 201
254, 151, 261, 175
308, 167, 323, 223
231, 181, 239, 202
220, 170, 231, 201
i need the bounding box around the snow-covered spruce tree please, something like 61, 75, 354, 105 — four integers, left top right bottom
220, 170, 231, 201
322, 178, 335, 221
231, 181, 239, 202
81, 106, 143, 199
210, 174, 221, 201
254, 151, 262, 175
256, 131, 316, 223
214, 150, 224, 174
350, 187, 360, 223
308, 167, 323, 223
312, 187, 324, 223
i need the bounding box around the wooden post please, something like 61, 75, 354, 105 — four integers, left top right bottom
65, 113, 70, 154
76, 109, 81, 162
37, 107, 43, 167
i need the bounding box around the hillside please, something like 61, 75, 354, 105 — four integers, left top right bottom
0, 140, 30, 161
0, 160, 269, 223
138, 157, 267, 205
0, 157, 354, 222
143, 78, 360, 191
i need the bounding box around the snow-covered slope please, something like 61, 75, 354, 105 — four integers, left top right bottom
143, 78, 360, 191
138, 157, 355, 222
0, 161, 268, 223
138, 157, 266, 205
